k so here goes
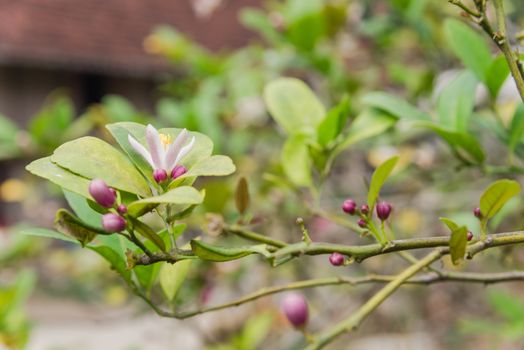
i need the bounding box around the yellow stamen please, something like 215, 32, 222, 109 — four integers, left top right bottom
159, 133, 172, 150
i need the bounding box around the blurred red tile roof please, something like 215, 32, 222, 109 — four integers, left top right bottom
0, 0, 259, 77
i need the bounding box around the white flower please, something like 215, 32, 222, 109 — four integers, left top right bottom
128, 124, 195, 175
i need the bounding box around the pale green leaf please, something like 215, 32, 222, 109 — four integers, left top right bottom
437, 71, 477, 132
159, 260, 192, 301
281, 134, 312, 187
128, 186, 204, 217
191, 240, 269, 262
486, 55, 510, 98
480, 179, 521, 220
264, 78, 325, 136
26, 157, 92, 198
367, 156, 399, 209
508, 104, 524, 153
50, 136, 150, 197
449, 226, 468, 265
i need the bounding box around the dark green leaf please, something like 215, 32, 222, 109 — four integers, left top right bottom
129, 217, 166, 252
317, 95, 350, 147
508, 104, 524, 153
486, 55, 510, 98
54, 209, 108, 246
416, 122, 485, 164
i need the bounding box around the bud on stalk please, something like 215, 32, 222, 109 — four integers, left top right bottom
89, 179, 116, 208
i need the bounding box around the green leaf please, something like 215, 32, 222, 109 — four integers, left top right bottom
238, 312, 273, 350
63, 190, 103, 228
264, 78, 326, 136
361, 92, 430, 121
480, 179, 521, 220
134, 264, 160, 292
281, 134, 312, 187
54, 209, 109, 246
334, 109, 396, 156
416, 121, 485, 164
488, 290, 524, 323
439, 217, 459, 231
26, 157, 92, 198
128, 186, 204, 217
317, 95, 350, 147
285, 0, 325, 50
235, 177, 250, 215
19, 227, 78, 244
88, 246, 132, 283
50, 136, 151, 197
190, 240, 269, 262
367, 156, 399, 209
508, 104, 524, 153
159, 260, 192, 302
444, 19, 492, 81
29, 93, 74, 148
106, 122, 214, 183
449, 226, 468, 265
486, 55, 510, 98
437, 71, 477, 132
181, 155, 236, 179
129, 217, 166, 252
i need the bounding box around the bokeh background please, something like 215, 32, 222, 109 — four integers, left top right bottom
2, 0, 524, 349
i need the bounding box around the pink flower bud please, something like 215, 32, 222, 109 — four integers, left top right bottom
171, 165, 187, 180
117, 204, 127, 215
342, 199, 357, 215
358, 218, 367, 228
360, 204, 369, 215
329, 252, 344, 266
89, 179, 116, 208
281, 293, 309, 328
102, 213, 126, 233
376, 201, 392, 221
467, 231, 473, 241
473, 207, 481, 218
153, 169, 168, 183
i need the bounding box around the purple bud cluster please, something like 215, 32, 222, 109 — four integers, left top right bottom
341, 198, 393, 223
281, 293, 309, 328
89, 179, 127, 233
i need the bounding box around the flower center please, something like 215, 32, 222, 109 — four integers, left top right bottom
159, 133, 172, 150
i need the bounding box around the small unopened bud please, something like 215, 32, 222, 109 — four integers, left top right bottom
117, 204, 127, 215
171, 165, 187, 180
102, 213, 126, 233
473, 207, 482, 218
329, 252, 344, 266
360, 204, 369, 215
153, 169, 168, 183
342, 199, 357, 215
467, 231, 473, 241
376, 201, 392, 221
281, 293, 308, 328
89, 179, 116, 208
358, 218, 367, 228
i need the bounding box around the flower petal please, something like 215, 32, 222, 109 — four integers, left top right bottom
175, 136, 195, 165
165, 129, 189, 171
146, 124, 164, 170
128, 134, 154, 168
